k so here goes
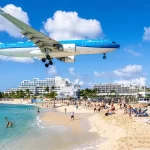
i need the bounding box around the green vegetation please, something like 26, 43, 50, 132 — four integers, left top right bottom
0, 89, 32, 99
45, 86, 49, 93
51, 86, 55, 91
0, 92, 4, 98
109, 90, 117, 98
45, 91, 57, 98
0, 87, 58, 99
80, 88, 98, 98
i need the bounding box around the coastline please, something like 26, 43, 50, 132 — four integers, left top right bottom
1, 101, 150, 150
0, 100, 30, 105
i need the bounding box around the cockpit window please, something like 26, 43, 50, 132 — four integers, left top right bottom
112, 41, 116, 43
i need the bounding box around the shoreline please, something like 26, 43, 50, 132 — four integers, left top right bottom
1, 101, 150, 150
0, 100, 30, 105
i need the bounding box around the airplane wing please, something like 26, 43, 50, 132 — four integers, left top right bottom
0, 8, 61, 54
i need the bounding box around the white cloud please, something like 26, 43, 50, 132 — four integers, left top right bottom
74, 79, 84, 86
94, 65, 146, 86
125, 49, 142, 57
0, 4, 30, 37
113, 65, 142, 79
69, 67, 76, 76
114, 77, 146, 86
0, 55, 34, 63
43, 10, 103, 40
48, 66, 57, 76
94, 65, 143, 79
143, 27, 150, 41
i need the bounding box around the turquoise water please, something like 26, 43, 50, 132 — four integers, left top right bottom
0, 104, 100, 150
0, 104, 37, 149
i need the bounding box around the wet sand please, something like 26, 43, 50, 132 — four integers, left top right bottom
42, 111, 90, 132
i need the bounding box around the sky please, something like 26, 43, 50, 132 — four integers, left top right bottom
0, 0, 150, 91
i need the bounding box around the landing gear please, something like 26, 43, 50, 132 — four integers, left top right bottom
46, 55, 51, 60
45, 63, 49, 67
41, 58, 46, 63
49, 60, 53, 65
42, 54, 54, 67
103, 53, 106, 59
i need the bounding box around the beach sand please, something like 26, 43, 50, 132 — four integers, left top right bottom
0, 99, 30, 104
50, 103, 150, 150
42, 111, 90, 132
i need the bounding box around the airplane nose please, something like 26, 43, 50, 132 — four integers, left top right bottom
117, 44, 120, 48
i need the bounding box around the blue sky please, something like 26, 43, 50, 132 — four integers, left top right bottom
0, 0, 150, 91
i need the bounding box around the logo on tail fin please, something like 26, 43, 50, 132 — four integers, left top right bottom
0, 8, 5, 14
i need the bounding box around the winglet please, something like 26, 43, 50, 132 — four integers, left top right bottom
0, 8, 6, 14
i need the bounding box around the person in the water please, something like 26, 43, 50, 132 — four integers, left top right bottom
37, 108, 40, 113
5, 117, 13, 128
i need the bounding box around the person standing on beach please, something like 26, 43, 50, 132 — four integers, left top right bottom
65, 108, 67, 114
127, 105, 132, 119
94, 106, 97, 113
71, 112, 74, 121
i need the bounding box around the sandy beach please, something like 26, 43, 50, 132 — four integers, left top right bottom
40, 102, 150, 150
1, 100, 150, 150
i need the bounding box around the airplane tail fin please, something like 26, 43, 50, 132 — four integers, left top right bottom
0, 8, 6, 14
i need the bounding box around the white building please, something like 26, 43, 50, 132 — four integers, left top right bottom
4, 76, 80, 97
94, 83, 141, 96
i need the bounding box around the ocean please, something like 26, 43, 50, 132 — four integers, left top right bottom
0, 104, 101, 150
0, 104, 37, 149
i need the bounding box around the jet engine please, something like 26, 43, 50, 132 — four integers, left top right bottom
57, 56, 75, 63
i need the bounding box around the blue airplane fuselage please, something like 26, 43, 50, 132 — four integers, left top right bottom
0, 39, 120, 58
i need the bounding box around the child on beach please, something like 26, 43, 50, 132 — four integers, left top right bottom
71, 112, 74, 121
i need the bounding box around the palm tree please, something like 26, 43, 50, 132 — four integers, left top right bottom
51, 86, 55, 91
92, 88, 98, 98
16, 90, 25, 98
4, 93, 9, 98
10, 91, 16, 98
110, 90, 116, 98
0, 92, 4, 98
25, 89, 30, 99
45, 86, 49, 93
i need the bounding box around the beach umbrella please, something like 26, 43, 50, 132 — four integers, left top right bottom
133, 103, 148, 108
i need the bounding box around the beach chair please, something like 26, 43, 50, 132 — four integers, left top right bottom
137, 109, 149, 117
132, 109, 148, 117
132, 108, 138, 116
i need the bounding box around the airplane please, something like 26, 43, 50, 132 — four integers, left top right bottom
0, 8, 120, 67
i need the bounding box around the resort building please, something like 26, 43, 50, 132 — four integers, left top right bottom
4, 76, 80, 98
94, 83, 150, 97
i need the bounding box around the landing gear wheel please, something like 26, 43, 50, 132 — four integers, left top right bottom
45, 63, 49, 67
41, 58, 46, 63
49, 61, 53, 65
46, 55, 51, 60
103, 55, 106, 59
